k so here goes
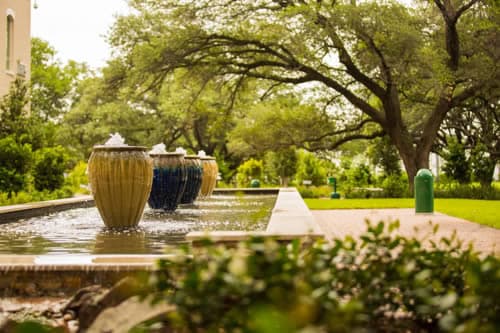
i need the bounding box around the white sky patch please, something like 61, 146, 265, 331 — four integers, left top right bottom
31, 0, 129, 68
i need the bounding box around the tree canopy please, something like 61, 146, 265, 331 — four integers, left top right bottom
107, 0, 498, 189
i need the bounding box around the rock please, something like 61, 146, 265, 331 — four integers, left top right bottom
63, 285, 104, 313
87, 295, 174, 333
0, 318, 18, 332
63, 277, 149, 332
62, 285, 106, 331
64, 311, 75, 321
1, 300, 24, 313
67, 320, 79, 333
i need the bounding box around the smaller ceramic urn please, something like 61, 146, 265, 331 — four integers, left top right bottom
199, 156, 218, 198
180, 155, 203, 204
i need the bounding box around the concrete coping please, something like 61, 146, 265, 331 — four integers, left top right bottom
0, 187, 324, 271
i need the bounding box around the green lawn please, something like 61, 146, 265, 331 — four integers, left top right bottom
304, 198, 500, 229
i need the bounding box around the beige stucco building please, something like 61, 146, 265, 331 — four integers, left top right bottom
0, 0, 31, 98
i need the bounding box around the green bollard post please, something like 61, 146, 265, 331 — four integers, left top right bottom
328, 177, 340, 199
414, 169, 434, 213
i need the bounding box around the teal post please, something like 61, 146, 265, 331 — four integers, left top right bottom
414, 169, 434, 213
328, 177, 340, 199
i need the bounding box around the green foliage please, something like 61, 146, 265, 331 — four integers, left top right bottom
470, 143, 496, 187
33, 146, 68, 192
229, 95, 341, 155
150, 222, 500, 332
434, 183, 500, 200
442, 138, 471, 184
0, 187, 74, 206
381, 174, 410, 198
236, 159, 264, 187
214, 156, 237, 184
295, 151, 327, 186
346, 163, 374, 187
263, 148, 297, 186
5, 320, 63, 333
297, 185, 332, 199
0, 78, 30, 141
31, 37, 87, 121
367, 136, 402, 176
0, 136, 32, 195
107, 0, 498, 190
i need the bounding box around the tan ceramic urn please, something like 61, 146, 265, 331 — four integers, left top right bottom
88, 146, 153, 228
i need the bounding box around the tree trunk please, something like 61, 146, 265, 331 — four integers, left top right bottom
281, 176, 289, 187
397, 148, 418, 195
391, 137, 433, 195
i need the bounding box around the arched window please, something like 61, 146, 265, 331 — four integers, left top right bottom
6, 14, 14, 70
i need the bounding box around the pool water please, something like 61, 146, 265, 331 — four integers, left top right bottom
0, 194, 276, 255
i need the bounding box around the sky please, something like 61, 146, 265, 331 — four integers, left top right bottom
31, 0, 415, 70
31, 0, 130, 69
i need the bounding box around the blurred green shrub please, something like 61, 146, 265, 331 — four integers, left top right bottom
33, 146, 68, 192
297, 185, 331, 198
236, 159, 264, 187
147, 221, 500, 332
0, 136, 32, 196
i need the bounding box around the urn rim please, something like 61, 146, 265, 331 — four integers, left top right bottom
149, 152, 185, 157
92, 145, 148, 151
184, 155, 201, 160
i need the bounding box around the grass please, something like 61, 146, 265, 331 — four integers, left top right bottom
305, 198, 500, 229
305, 198, 414, 210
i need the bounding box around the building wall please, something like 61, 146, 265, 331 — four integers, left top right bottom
0, 0, 31, 98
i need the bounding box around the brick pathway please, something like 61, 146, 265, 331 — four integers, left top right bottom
312, 209, 500, 255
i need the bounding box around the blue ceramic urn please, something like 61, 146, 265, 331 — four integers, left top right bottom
148, 153, 187, 211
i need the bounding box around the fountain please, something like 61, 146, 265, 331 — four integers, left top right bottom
87, 133, 153, 228
0, 134, 322, 299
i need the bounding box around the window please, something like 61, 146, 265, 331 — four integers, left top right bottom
6, 14, 14, 70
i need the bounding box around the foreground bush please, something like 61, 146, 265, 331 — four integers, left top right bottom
147, 222, 499, 332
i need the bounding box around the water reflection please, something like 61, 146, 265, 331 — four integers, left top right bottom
94, 228, 150, 254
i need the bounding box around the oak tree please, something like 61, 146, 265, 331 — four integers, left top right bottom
109, 0, 498, 190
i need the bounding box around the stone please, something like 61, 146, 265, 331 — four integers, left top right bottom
62, 284, 106, 330
0, 318, 18, 332
64, 311, 75, 321
1, 300, 24, 312
63, 277, 149, 331
87, 295, 174, 333
67, 320, 79, 333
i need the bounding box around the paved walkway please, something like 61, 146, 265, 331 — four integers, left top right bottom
312, 209, 500, 255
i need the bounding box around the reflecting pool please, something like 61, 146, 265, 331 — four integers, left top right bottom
0, 194, 276, 255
